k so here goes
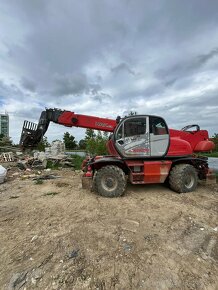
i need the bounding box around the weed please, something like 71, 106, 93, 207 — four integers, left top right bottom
34, 179, 44, 185
56, 182, 69, 187
43, 192, 59, 196
46, 160, 60, 170
71, 154, 84, 170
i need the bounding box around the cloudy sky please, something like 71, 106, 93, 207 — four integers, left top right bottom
0, 0, 218, 143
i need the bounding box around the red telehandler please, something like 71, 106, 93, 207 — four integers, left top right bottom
20, 108, 215, 197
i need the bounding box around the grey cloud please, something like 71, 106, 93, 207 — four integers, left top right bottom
155, 47, 218, 88
198, 48, 218, 65
0, 0, 218, 141
53, 74, 90, 96
5, 1, 130, 87
10, 107, 43, 121
90, 84, 102, 95
111, 63, 136, 76
52, 73, 103, 97
143, 83, 164, 97
21, 77, 36, 92
92, 92, 112, 103
162, 89, 218, 113
0, 80, 23, 100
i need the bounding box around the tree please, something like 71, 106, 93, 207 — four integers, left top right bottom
85, 130, 108, 155
95, 131, 108, 155
63, 132, 77, 150
84, 129, 96, 155
211, 133, 218, 152
103, 131, 109, 138
85, 129, 96, 140
0, 135, 13, 146
78, 139, 86, 149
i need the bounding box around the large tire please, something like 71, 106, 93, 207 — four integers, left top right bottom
169, 164, 198, 193
94, 165, 126, 197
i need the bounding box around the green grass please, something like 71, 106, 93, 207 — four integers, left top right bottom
71, 154, 84, 170
46, 160, 60, 170
200, 152, 218, 158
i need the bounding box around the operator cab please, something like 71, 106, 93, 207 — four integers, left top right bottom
114, 115, 169, 158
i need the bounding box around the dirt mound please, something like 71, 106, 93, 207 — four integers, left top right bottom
0, 169, 217, 289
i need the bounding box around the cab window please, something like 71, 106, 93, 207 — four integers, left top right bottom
116, 124, 123, 139
150, 117, 167, 135
124, 118, 146, 137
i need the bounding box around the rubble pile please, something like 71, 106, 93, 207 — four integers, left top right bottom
34, 140, 66, 160
0, 141, 77, 183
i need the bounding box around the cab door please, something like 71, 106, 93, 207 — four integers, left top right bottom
114, 116, 150, 158
149, 116, 169, 156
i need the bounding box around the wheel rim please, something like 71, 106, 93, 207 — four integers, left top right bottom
101, 175, 118, 192
184, 173, 195, 189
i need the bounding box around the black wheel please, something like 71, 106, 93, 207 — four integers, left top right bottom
169, 164, 198, 193
94, 165, 126, 197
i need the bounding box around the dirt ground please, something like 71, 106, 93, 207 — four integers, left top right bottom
0, 168, 217, 290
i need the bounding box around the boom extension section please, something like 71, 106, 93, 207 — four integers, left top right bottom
20, 108, 117, 149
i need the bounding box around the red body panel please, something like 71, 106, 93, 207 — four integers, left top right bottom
167, 137, 193, 156
143, 161, 172, 183
168, 129, 214, 154
58, 112, 116, 132
194, 140, 215, 152
106, 139, 119, 156
125, 160, 172, 184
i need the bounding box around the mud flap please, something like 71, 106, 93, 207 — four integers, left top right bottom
81, 176, 93, 190
205, 169, 216, 184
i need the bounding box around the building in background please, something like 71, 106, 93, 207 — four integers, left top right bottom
0, 113, 9, 137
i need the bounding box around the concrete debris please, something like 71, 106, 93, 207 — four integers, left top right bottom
21, 174, 38, 180
68, 249, 80, 259
16, 154, 74, 172
123, 243, 132, 252
121, 219, 140, 233
32, 159, 47, 170
17, 161, 28, 170
9, 196, 19, 199
34, 140, 66, 160
8, 271, 27, 290
33, 175, 61, 181
31, 268, 43, 280
31, 235, 38, 242
0, 141, 77, 183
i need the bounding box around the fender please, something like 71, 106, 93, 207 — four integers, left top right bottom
171, 156, 208, 165
170, 156, 209, 180
90, 156, 128, 173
